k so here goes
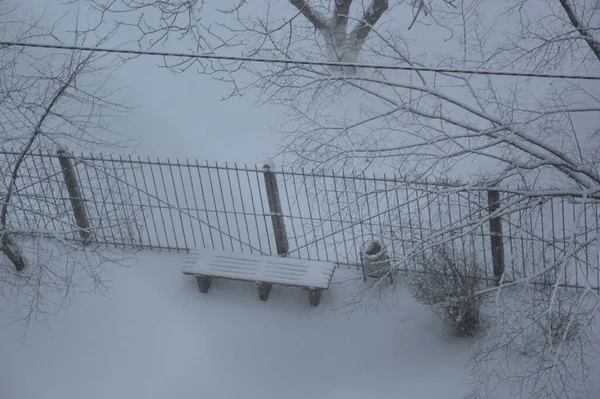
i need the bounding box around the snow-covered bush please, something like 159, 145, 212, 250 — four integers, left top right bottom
525, 272, 595, 351
408, 244, 483, 337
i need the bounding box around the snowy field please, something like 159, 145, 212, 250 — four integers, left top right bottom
2, 250, 599, 399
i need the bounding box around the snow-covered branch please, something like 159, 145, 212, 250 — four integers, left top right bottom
558, 0, 600, 62
289, 0, 328, 30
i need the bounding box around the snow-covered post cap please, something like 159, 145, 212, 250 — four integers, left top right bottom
262, 160, 276, 171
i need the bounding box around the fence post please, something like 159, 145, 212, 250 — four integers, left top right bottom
487, 189, 505, 284
57, 150, 91, 244
1, 235, 26, 271
263, 163, 289, 256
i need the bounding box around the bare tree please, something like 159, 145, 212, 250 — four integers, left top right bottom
0, 4, 136, 332
25, 0, 600, 396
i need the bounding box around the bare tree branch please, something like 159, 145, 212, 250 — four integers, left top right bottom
289, 0, 328, 30
558, 0, 600, 63
348, 0, 389, 49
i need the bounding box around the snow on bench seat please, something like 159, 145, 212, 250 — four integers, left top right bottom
182, 247, 336, 306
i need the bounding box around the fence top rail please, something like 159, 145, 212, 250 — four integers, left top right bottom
2, 149, 466, 183
1, 149, 598, 200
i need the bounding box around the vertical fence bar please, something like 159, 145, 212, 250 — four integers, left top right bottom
34, 150, 59, 232
110, 155, 130, 245
117, 155, 139, 247
415, 187, 426, 255
245, 164, 264, 254
131, 156, 153, 248
225, 162, 243, 252
101, 155, 123, 246
344, 171, 359, 263
322, 173, 340, 265
424, 183, 434, 244
456, 193, 466, 266
540, 201, 547, 280
19, 154, 41, 232
159, 158, 181, 250
139, 157, 160, 248
207, 161, 225, 250
291, 172, 309, 259
383, 175, 396, 263
148, 157, 170, 250
479, 191, 489, 281
561, 197, 568, 284
487, 189, 505, 284
234, 163, 252, 254
351, 171, 366, 250
167, 158, 188, 251
467, 190, 479, 277
302, 168, 319, 259
595, 202, 599, 291
282, 172, 301, 257
446, 192, 457, 262
87, 155, 110, 243
255, 165, 273, 256
404, 185, 416, 270
177, 159, 197, 248
186, 159, 204, 247
215, 162, 234, 251
529, 206, 536, 277
311, 170, 328, 261
584, 203, 590, 281
519, 205, 528, 277
8, 152, 34, 233
394, 178, 408, 274
436, 190, 447, 256
263, 163, 289, 256
81, 154, 102, 245
332, 173, 350, 265
74, 156, 96, 242
506, 202, 516, 281
197, 160, 215, 249
550, 198, 557, 280
363, 175, 374, 240
313, 172, 329, 262
576, 201, 579, 285
113, 156, 132, 245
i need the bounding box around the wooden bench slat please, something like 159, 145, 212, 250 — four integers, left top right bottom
182, 248, 336, 289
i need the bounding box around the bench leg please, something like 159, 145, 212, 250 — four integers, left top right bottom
257, 282, 272, 301
196, 276, 212, 293
308, 288, 322, 307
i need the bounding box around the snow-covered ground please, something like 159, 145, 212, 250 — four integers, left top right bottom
2, 250, 475, 399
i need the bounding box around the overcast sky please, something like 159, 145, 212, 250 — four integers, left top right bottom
7, 0, 599, 180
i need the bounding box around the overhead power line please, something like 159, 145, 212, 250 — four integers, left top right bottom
2, 40, 600, 80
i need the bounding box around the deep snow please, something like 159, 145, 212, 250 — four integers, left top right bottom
1, 250, 475, 399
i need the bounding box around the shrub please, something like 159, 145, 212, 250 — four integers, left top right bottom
408, 244, 483, 337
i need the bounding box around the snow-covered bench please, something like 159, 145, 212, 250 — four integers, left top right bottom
182, 248, 336, 307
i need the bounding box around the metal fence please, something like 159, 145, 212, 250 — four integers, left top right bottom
2, 149, 599, 290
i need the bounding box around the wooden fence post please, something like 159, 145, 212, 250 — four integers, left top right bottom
487, 189, 505, 284
1, 235, 26, 271
57, 150, 91, 244
263, 163, 289, 256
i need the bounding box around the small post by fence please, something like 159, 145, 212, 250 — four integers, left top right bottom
1, 235, 26, 271
487, 189, 505, 284
57, 150, 91, 244
263, 163, 289, 256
